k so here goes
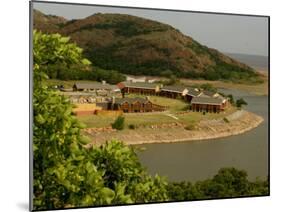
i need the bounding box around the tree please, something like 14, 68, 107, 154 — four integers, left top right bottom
208, 168, 250, 197
227, 94, 235, 105
33, 30, 112, 210
160, 70, 173, 78
200, 83, 217, 92
111, 116, 125, 130
167, 168, 268, 201
90, 141, 168, 203
33, 31, 168, 210
236, 98, 248, 108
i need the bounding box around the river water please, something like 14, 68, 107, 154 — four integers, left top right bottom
136, 89, 269, 182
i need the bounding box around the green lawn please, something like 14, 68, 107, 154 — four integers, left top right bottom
126, 94, 188, 112
78, 105, 237, 129
78, 114, 117, 128
77, 113, 177, 129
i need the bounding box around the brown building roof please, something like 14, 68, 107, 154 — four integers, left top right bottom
191, 97, 224, 105
201, 90, 217, 97
161, 85, 187, 93
186, 88, 202, 97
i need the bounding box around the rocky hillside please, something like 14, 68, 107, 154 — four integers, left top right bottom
33, 10, 67, 33
33, 10, 261, 83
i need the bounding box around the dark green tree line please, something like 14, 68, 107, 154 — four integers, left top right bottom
168, 168, 268, 201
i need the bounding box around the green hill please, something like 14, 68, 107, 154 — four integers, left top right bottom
33, 10, 262, 83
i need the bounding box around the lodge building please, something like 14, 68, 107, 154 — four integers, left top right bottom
73, 82, 119, 94
116, 81, 229, 113
117, 82, 160, 96
159, 85, 188, 99
104, 97, 166, 113
70, 81, 229, 114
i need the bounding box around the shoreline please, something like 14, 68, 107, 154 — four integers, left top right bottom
84, 110, 264, 146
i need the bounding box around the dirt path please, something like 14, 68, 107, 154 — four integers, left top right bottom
164, 113, 179, 120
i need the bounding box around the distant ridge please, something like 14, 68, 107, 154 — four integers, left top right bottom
33, 9, 262, 83
225, 53, 268, 71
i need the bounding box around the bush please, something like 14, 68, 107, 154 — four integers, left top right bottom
236, 98, 248, 108
168, 167, 269, 201
90, 141, 169, 203
128, 124, 136, 130
200, 83, 217, 92
223, 117, 230, 123
112, 116, 125, 130
184, 123, 195, 131
166, 75, 179, 85
44, 63, 126, 84
227, 94, 235, 105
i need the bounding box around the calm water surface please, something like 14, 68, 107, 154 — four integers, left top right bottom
136, 89, 268, 182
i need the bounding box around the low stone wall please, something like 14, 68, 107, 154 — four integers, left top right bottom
84, 110, 264, 146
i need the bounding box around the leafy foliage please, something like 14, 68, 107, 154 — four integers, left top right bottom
33, 30, 109, 209
71, 19, 169, 37
44, 63, 125, 84
236, 98, 248, 108
227, 94, 235, 105
111, 116, 125, 130
128, 124, 136, 129
168, 168, 269, 201
223, 117, 230, 123
200, 83, 217, 92
90, 141, 169, 203
33, 31, 168, 210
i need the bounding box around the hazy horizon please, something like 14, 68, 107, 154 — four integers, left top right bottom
33, 2, 269, 57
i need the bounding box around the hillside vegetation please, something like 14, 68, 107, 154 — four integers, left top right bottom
34, 10, 262, 83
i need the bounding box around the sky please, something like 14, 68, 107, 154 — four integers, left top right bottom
33, 1, 269, 56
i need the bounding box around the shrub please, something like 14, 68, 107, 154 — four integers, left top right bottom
167, 167, 269, 201
112, 116, 125, 130
236, 98, 248, 108
128, 124, 136, 130
200, 83, 217, 92
223, 117, 230, 123
184, 124, 195, 130
227, 94, 235, 105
